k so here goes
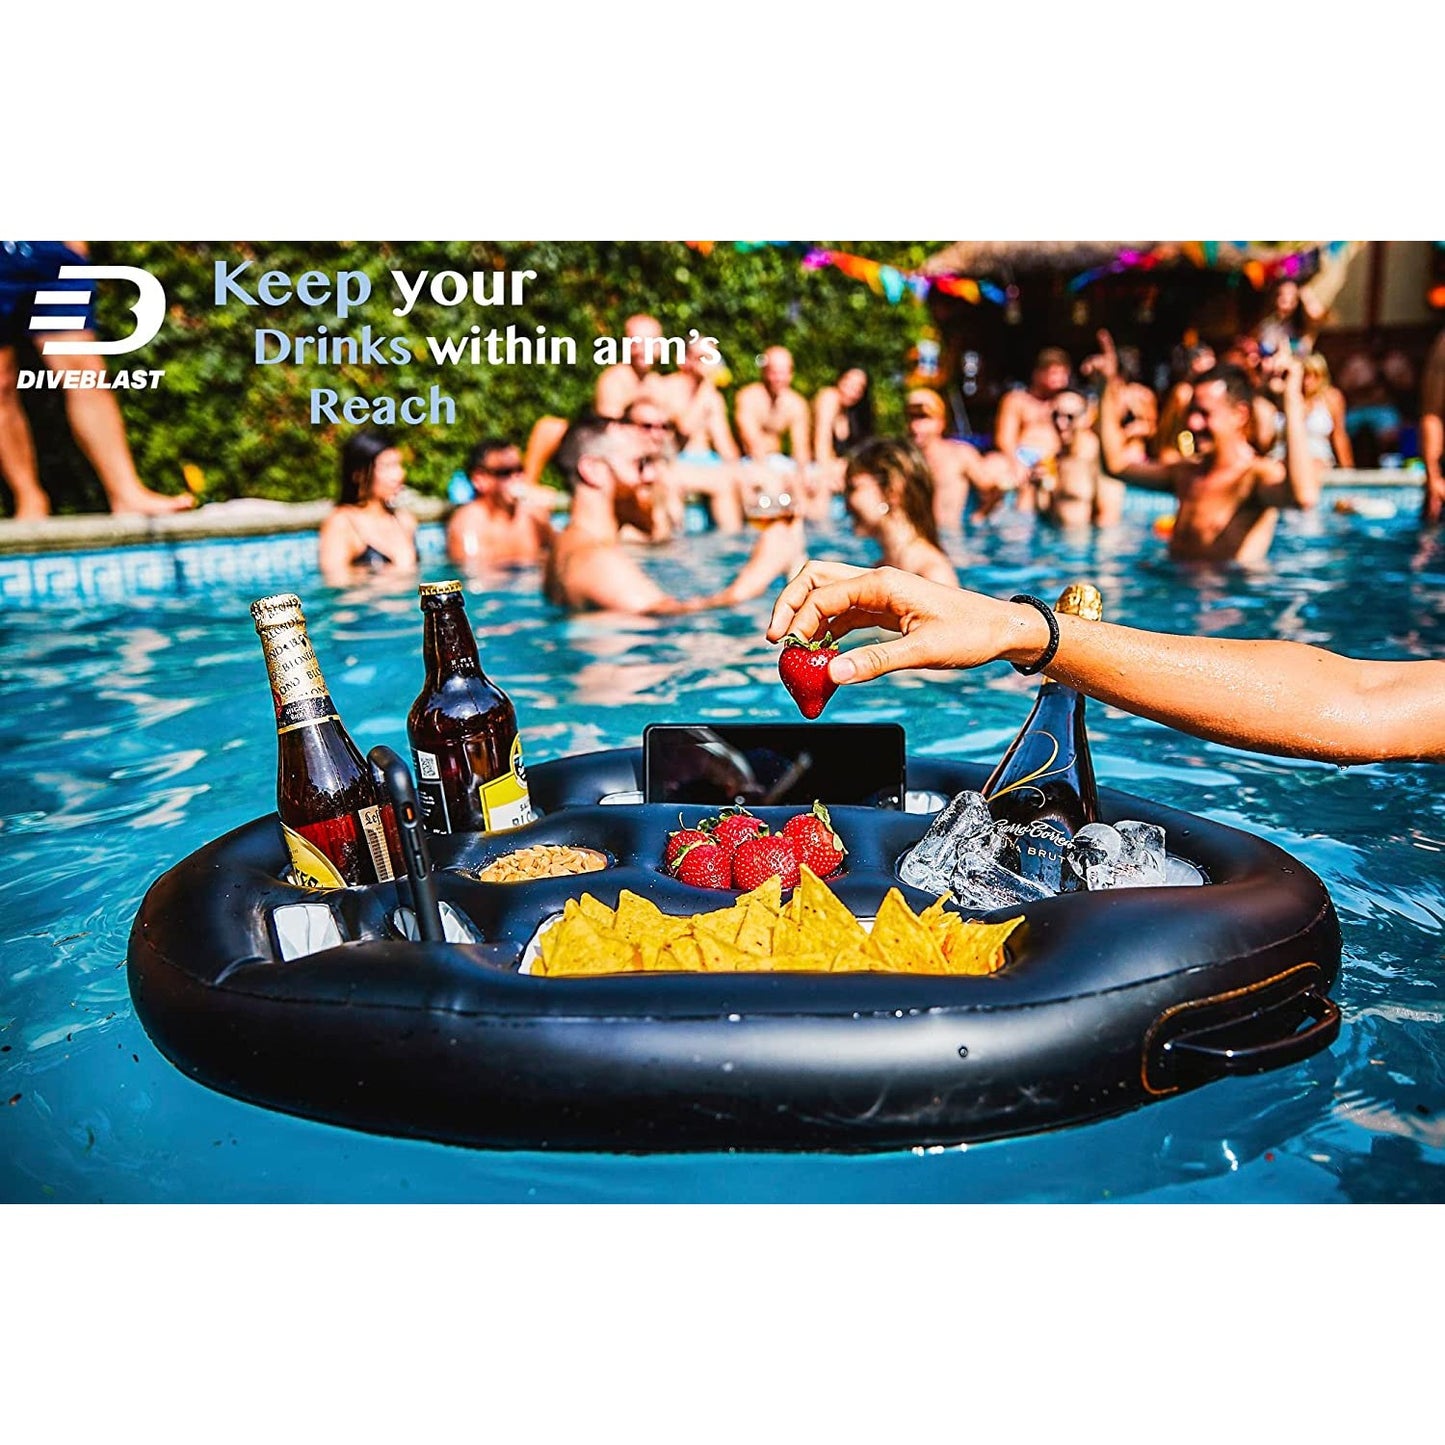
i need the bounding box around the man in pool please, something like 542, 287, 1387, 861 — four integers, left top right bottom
595, 312, 673, 419
904, 388, 1008, 528
766, 562, 1445, 764
1098, 352, 1319, 562
993, 346, 1074, 492
1033, 387, 1123, 529
446, 437, 557, 568
734, 346, 818, 513
544, 413, 804, 615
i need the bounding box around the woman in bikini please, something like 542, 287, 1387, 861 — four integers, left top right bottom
317, 430, 419, 585
842, 438, 958, 588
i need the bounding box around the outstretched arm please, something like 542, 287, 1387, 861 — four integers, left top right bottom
1096, 336, 1176, 489
1257, 359, 1321, 510
767, 562, 1445, 764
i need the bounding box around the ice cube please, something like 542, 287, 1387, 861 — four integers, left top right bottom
1111, 820, 1167, 889
1066, 822, 1123, 890
900, 789, 995, 890
949, 850, 1055, 911
1164, 854, 1206, 887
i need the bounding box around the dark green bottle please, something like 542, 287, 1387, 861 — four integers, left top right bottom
982, 583, 1103, 891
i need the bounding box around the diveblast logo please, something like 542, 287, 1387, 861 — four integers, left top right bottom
18, 264, 167, 392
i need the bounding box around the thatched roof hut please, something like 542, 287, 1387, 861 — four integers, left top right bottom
915, 241, 1363, 441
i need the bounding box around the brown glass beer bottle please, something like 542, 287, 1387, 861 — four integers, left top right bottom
407, 580, 533, 835
251, 592, 402, 888
982, 582, 1104, 891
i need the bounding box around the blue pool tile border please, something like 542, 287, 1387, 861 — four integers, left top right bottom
0, 525, 449, 606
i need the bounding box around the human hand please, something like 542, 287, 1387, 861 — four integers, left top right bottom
766, 562, 1048, 684
1093, 329, 1120, 383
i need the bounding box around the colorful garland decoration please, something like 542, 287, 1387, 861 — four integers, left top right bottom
682, 241, 1355, 307
1068, 241, 1353, 293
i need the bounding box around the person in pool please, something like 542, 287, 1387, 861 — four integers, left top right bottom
903, 388, 1005, 529
1098, 350, 1319, 563
992, 346, 1073, 491
842, 438, 957, 587
735, 346, 819, 515
766, 562, 1445, 765
813, 366, 874, 479
543, 412, 803, 615
1033, 388, 1123, 529
317, 430, 419, 584
446, 437, 555, 569
626, 392, 745, 535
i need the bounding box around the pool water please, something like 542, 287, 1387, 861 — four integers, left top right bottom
2, 502, 1443, 1202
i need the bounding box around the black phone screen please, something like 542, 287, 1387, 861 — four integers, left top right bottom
643, 723, 906, 809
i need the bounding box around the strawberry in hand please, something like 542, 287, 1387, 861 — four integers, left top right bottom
778, 633, 840, 719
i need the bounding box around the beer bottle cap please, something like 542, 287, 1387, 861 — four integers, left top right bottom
418, 580, 465, 600
1055, 583, 1103, 621
251, 593, 306, 630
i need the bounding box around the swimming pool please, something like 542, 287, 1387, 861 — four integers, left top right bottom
2, 499, 1442, 1202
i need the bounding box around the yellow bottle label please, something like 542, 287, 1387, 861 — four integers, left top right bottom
478, 734, 534, 832
282, 823, 347, 889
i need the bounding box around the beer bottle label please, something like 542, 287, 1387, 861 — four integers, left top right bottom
411, 749, 452, 833
282, 822, 348, 890
478, 734, 534, 832
358, 805, 396, 883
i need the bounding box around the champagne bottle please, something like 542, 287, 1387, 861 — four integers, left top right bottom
251, 593, 402, 888
982, 583, 1103, 891
407, 580, 533, 835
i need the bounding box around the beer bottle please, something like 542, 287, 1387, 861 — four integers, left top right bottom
407, 580, 533, 835
982, 583, 1104, 891
251, 592, 402, 888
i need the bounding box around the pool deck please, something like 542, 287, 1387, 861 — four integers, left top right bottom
0, 469, 1422, 557
0, 493, 455, 557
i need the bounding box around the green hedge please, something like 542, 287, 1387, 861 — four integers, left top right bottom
13, 242, 940, 511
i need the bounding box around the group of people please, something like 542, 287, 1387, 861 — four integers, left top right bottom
302, 300, 1443, 765
319, 298, 1409, 601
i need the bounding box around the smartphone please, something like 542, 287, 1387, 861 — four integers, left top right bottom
643, 723, 906, 809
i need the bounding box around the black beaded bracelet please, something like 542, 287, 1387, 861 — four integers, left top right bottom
1008, 594, 1060, 675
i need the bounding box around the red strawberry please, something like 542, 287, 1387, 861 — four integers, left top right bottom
730, 835, 801, 892
664, 824, 712, 873
778, 633, 840, 719
782, 802, 847, 879
674, 840, 734, 890
709, 808, 768, 853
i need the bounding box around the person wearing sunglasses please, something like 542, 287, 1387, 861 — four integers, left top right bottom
544, 413, 802, 615
446, 437, 557, 569
1035, 388, 1124, 530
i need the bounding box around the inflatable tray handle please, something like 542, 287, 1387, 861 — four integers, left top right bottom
1162, 986, 1340, 1081
368, 745, 445, 943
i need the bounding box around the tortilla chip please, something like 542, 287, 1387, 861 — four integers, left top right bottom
576, 894, 615, 929
829, 949, 878, 974
866, 889, 949, 973
696, 930, 754, 973
794, 868, 868, 954
693, 901, 748, 947
940, 915, 1023, 976
734, 902, 776, 956
736, 874, 783, 915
